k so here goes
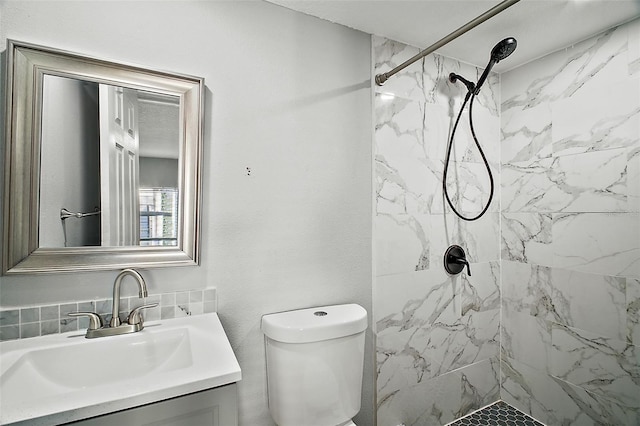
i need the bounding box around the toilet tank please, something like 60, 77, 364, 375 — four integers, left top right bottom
261, 304, 367, 426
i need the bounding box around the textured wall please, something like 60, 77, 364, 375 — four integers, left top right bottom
500, 17, 640, 425
373, 35, 502, 425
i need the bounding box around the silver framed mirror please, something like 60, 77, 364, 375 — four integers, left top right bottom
3, 40, 204, 274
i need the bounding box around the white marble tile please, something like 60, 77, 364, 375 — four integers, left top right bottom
501, 262, 553, 317
461, 261, 500, 315
501, 213, 553, 266
376, 270, 461, 384
552, 212, 640, 278
377, 367, 461, 426
555, 148, 628, 212
501, 356, 578, 425
501, 103, 552, 164
551, 80, 640, 157
422, 52, 468, 107
428, 212, 500, 267
550, 323, 640, 408
552, 268, 626, 341
442, 161, 499, 215
459, 357, 500, 416
549, 376, 640, 425
501, 308, 550, 372
628, 278, 640, 345
373, 35, 426, 102
418, 309, 499, 378
501, 158, 558, 212
629, 145, 640, 212
629, 17, 640, 77
502, 357, 639, 425
502, 24, 629, 113
375, 268, 459, 325
423, 102, 452, 164
375, 94, 437, 215
375, 213, 430, 276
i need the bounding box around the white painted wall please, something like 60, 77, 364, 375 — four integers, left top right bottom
0, 1, 373, 424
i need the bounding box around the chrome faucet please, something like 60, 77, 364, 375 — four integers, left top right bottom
69, 268, 158, 338
110, 268, 148, 327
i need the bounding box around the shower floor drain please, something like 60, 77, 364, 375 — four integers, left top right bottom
448, 400, 545, 426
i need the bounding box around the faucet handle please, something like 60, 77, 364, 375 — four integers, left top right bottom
68, 312, 103, 330
127, 303, 159, 325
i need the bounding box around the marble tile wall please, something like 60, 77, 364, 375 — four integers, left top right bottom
373, 35, 502, 425
0, 288, 216, 341
500, 17, 640, 425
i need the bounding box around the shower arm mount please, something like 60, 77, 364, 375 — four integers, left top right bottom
375, 0, 521, 86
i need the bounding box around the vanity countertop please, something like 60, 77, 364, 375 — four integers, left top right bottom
0, 313, 241, 425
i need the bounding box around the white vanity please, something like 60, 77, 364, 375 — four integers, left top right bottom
0, 314, 241, 425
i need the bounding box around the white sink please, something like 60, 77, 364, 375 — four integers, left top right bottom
0, 313, 241, 425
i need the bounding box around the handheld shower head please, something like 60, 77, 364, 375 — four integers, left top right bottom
491, 37, 517, 62
474, 37, 517, 95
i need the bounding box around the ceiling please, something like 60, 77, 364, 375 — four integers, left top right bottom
265, 0, 640, 73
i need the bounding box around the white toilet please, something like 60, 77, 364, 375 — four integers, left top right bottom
261, 304, 368, 426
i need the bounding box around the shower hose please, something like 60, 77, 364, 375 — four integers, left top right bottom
442, 90, 494, 221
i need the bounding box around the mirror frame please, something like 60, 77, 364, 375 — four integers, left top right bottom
3, 40, 204, 274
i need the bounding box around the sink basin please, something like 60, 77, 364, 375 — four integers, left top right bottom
0, 313, 241, 425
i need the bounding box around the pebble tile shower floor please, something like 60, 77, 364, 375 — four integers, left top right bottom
448, 401, 545, 426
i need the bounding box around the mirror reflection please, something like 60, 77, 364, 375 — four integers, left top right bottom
39, 75, 180, 248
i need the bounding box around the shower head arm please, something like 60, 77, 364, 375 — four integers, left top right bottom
449, 73, 476, 93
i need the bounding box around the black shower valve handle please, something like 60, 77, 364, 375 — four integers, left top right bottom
444, 245, 472, 276
451, 256, 471, 276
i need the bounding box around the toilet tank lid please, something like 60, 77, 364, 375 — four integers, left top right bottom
261, 304, 367, 343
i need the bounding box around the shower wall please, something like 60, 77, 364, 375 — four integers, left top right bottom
500, 17, 640, 425
373, 36, 502, 425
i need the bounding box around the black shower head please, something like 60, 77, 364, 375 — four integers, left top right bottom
474, 37, 517, 95
491, 37, 517, 62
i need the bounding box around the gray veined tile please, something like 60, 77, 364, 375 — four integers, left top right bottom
501, 308, 551, 373
549, 376, 640, 425
629, 145, 640, 212
501, 103, 552, 164
461, 261, 500, 315
375, 214, 430, 275
501, 262, 554, 318
551, 148, 628, 212
551, 268, 626, 341
375, 269, 459, 328
552, 80, 640, 157
501, 158, 558, 212
442, 97, 501, 168
502, 356, 640, 426
501, 213, 553, 266
550, 323, 640, 408
403, 309, 499, 380
0, 310, 19, 326
442, 162, 500, 216
377, 366, 462, 426
627, 17, 640, 77
627, 278, 640, 345
458, 357, 501, 418
552, 212, 640, 278
501, 24, 629, 113
20, 308, 40, 324
373, 35, 427, 103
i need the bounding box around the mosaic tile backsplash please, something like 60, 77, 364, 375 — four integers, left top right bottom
0, 288, 216, 341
